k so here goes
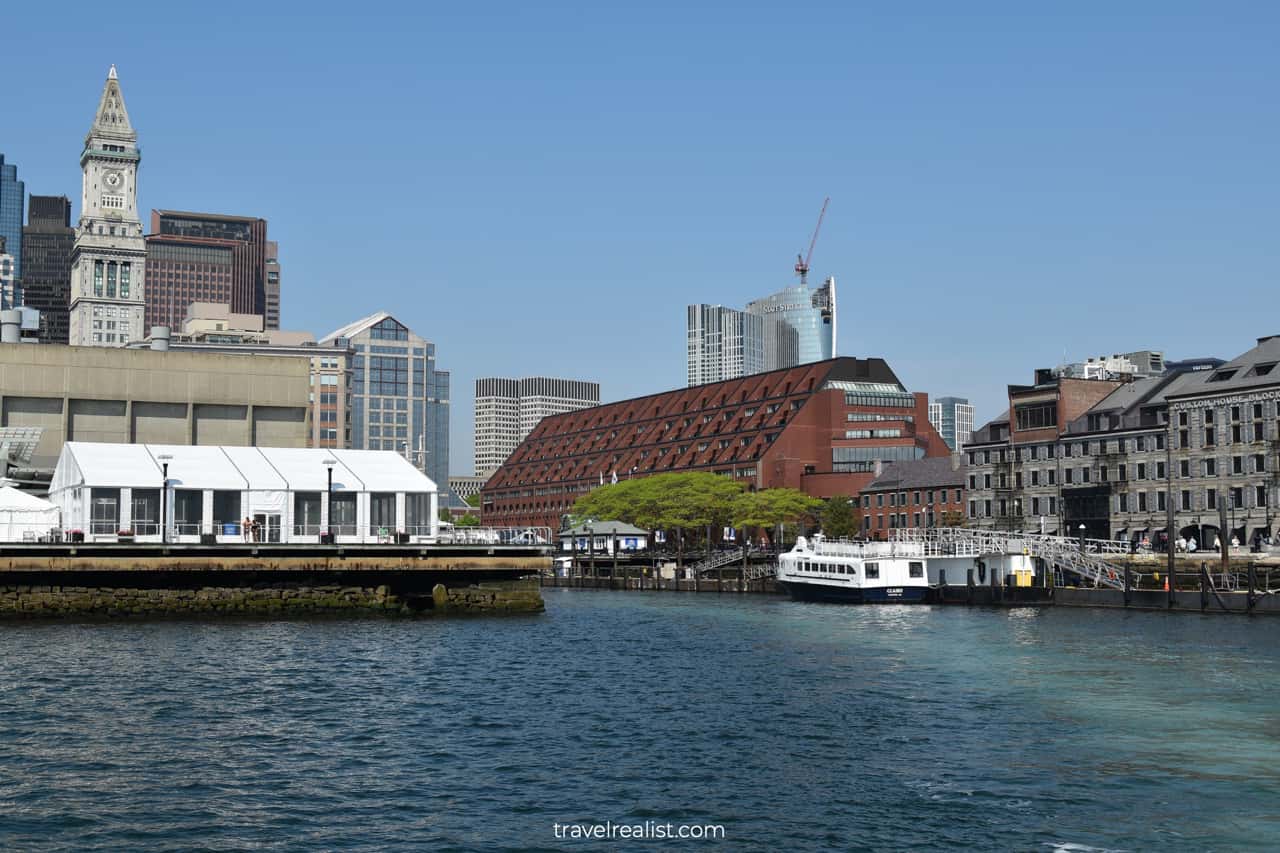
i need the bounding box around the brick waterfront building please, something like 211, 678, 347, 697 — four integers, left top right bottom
145, 210, 274, 333
482, 357, 952, 530
857, 456, 967, 539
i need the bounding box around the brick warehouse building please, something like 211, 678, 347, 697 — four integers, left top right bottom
481, 358, 952, 531
857, 455, 967, 539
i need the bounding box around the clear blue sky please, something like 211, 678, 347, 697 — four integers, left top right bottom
6, 2, 1278, 474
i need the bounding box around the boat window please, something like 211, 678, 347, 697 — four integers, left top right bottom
909, 561, 924, 578
865, 562, 880, 579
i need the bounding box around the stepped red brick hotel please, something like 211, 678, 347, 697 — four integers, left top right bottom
482, 358, 952, 531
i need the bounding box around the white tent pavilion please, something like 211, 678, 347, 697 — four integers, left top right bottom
49, 442, 438, 544
0, 486, 61, 542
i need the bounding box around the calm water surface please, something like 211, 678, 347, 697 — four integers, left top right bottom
2, 590, 1279, 851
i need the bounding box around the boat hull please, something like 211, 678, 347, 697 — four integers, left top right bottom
777, 580, 929, 604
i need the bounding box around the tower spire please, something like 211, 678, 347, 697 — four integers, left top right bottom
89, 65, 135, 144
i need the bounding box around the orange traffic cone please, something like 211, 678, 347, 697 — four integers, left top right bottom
1163, 577, 1170, 592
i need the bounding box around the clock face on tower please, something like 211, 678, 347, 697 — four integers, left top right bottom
104, 170, 123, 190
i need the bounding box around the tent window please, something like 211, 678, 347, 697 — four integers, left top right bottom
294, 492, 321, 535
330, 493, 357, 535
90, 488, 120, 535
370, 493, 395, 534
173, 490, 203, 534
213, 491, 241, 527
131, 488, 160, 536
405, 493, 430, 534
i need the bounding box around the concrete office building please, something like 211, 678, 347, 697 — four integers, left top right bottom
21, 196, 76, 343
0, 154, 23, 280
130, 303, 352, 451
264, 241, 281, 329
929, 396, 975, 451
1054, 350, 1166, 381
449, 475, 488, 505
146, 210, 277, 332
745, 276, 837, 365
69, 66, 147, 347
321, 312, 451, 494
0, 342, 310, 475
483, 358, 951, 531
686, 304, 798, 386
0, 239, 15, 310
474, 376, 600, 477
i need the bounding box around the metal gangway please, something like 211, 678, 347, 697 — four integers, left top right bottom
889, 527, 1131, 590
686, 549, 752, 578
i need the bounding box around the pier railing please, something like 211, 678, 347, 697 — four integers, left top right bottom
436, 526, 552, 546
888, 528, 1130, 589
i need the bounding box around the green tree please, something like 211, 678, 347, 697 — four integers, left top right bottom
455, 513, 480, 527
464, 493, 481, 508
571, 471, 749, 565
819, 495, 861, 539
732, 488, 823, 548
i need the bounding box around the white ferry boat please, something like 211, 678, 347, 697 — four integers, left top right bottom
776, 535, 930, 603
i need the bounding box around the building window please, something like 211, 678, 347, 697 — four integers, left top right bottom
1207, 489, 1217, 510
120, 262, 130, 298
1014, 402, 1057, 431
106, 262, 117, 298
93, 260, 103, 296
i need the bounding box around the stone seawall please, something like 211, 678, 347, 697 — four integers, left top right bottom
432, 580, 545, 614
0, 578, 543, 619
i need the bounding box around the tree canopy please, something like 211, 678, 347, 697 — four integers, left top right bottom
570, 472, 821, 532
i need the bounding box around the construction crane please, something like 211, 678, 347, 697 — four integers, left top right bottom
793, 197, 830, 286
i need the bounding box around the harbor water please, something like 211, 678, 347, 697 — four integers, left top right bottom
2, 589, 1278, 850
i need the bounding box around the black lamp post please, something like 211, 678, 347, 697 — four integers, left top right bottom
322, 458, 337, 542
157, 453, 173, 544
1078, 523, 1086, 554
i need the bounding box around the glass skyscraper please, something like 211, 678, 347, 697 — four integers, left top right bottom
745, 276, 837, 364
322, 312, 451, 495
928, 396, 975, 451
0, 154, 25, 280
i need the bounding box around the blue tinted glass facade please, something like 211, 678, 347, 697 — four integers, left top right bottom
334, 316, 450, 494
0, 155, 25, 280
745, 278, 836, 365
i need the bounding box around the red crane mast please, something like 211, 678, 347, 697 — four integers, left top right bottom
794, 197, 830, 285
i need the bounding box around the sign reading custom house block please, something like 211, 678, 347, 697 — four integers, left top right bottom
49, 442, 438, 543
